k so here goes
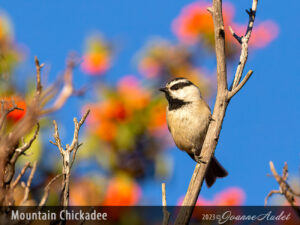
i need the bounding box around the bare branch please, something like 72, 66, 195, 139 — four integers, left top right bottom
50, 120, 64, 155
34, 56, 43, 98
41, 54, 79, 115
11, 162, 31, 189
20, 161, 37, 205
282, 162, 288, 181
265, 190, 281, 206
212, 1, 228, 92
70, 143, 82, 169
174, 1, 259, 224
79, 110, 90, 126
162, 183, 170, 225
10, 123, 40, 165
39, 174, 62, 207
228, 70, 253, 99
229, 26, 242, 44
207, 7, 213, 15
231, 0, 257, 90
68, 110, 90, 152
0, 57, 41, 205
266, 161, 300, 217
267, 162, 298, 205
50, 110, 89, 207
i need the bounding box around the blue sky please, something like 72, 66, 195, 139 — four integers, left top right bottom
1, 0, 299, 205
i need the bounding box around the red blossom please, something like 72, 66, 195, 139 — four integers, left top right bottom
177, 187, 245, 206
81, 36, 112, 75
1, 96, 26, 122
172, 1, 234, 45
102, 173, 141, 206
81, 52, 111, 75
172, 1, 278, 49
117, 75, 150, 110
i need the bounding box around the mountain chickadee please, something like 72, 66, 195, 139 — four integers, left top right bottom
160, 77, 228, 187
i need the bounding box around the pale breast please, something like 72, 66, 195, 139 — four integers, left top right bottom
166, 100, 211, 154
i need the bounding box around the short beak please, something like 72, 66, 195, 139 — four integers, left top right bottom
159, 87, 167, 93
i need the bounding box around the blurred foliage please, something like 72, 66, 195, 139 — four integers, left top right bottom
81, 35, 112, 76
0, 12, 23, 80
80, 75, 169, 179
0, 0, 280, 206
137, 39, 215, 98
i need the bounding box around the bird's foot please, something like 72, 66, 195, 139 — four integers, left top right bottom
194, 154, 207, 164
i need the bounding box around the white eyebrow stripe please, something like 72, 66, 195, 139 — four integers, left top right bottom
167, 79, 189, 87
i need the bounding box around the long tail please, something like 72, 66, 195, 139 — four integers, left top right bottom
205, 157, 228, 188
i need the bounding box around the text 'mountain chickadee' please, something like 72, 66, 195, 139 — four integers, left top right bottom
160, 77, 228, 187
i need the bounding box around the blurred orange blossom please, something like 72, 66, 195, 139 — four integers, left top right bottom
117, 75, 150, 110
178, 187, 245, 206
148, 102, 167, 135
172, 1, 234, 46
81, 36, 111, 75
197, 187, 245, 206
0, 96, 26, 122
70, 178, 103, 205
86, 100, 128, 142
85, 76, 151, 142
102, 173, 141, 205
172, 1, 278, 49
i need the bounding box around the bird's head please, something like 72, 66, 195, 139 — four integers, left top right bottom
159, 77, 202, 105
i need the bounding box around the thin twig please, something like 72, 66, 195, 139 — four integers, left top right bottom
39, 174, 62, 207
265, 161, 300, 217
20, 161, 37, 205
35, 56, 43, 98
41, 54, 79, 115
10, 123, 40, 165
68, 110, 90, 152
228, 70, 253, 98
70, 143, 82, 169
11, 162, 32, 189
207, 7, 213, 15
231, 0, 257, 90
162, 183, 170, 225
50, 120, 64, 155
228, 26, 242, 44
264, 190, 280, 206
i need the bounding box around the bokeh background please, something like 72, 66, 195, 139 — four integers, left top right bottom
0, 0, 299, 206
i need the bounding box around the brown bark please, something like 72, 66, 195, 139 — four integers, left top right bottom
174, 1, 257, 224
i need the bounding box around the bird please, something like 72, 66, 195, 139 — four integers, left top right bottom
159, 77, 228, 187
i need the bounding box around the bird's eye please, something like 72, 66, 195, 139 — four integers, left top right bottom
170, 82, 192, 90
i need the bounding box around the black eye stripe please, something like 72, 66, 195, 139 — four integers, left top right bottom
164, 91, 191, 111
170, 82, 193, 90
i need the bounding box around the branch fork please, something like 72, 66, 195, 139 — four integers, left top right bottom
230, 0, 257, 92
50, 109, 90, 206
173, 1, 259, 224
265, 161, 300, 217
